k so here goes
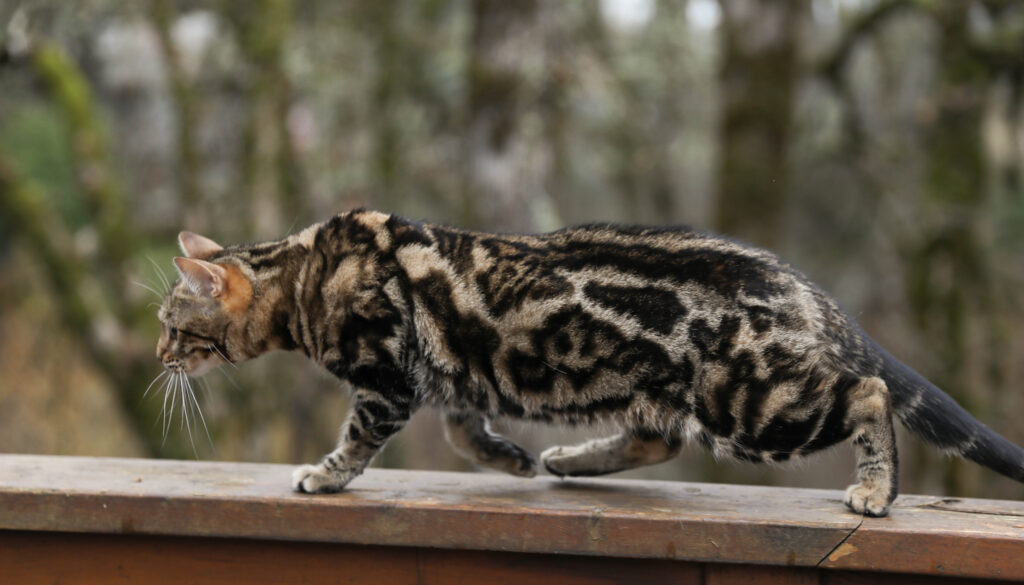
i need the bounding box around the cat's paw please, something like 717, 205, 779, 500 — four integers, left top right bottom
503, 448, 538, 478
540, 446, 571, 477
478, 442, 537, 478
843, 482, 891, 517
541, 444, 613, 477
291, 463, 350, 494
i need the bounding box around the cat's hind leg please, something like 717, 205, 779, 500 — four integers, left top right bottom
541, 428, 682, 477
843, 376, 899, 517
443, 410, 537, 477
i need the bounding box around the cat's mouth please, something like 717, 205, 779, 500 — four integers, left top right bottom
163, 352, 219, 377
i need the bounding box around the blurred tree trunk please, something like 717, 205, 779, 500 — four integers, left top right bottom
715, 0, 806, 249
906, 5, 994, 497
538, 6, 575, 226
150, 0, 205, 232
356, 1, 457, 218
463, 0, 544, 231
705, 0, 805, 485
222, 0, 307, 239
362, 2, 404, 214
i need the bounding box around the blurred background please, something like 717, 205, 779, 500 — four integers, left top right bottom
2, 0, 1024, 502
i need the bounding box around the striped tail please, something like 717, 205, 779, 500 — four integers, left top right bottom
878, 347, 1024, 483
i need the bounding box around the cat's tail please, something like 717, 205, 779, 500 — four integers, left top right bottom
878, 346, 1024, 483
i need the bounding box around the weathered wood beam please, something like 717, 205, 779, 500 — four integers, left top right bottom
0, 454, 1022, 583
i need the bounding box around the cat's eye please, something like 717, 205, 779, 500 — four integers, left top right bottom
169, 326, 179, 340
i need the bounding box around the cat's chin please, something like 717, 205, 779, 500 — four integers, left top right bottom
185, 359, 218, 378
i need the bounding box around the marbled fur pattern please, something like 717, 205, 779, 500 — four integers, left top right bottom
156, 209, 1024, 517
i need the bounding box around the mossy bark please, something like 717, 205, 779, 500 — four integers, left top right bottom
906, 6, 994, 497
715, 0, 806, 249
32, 43, 131, 278
222, 0, 307, 238
462, 0, 543, 231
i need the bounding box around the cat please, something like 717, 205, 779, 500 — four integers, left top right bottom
155, 208, 1024, 517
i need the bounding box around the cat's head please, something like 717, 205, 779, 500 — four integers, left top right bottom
156, 232, 254, 376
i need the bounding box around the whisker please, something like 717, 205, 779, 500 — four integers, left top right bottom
542, 360, 567, 375
143, 370, 167, 398
151, 374, 172, 432
194, 377, 217, 453
147, 256, 172, 293
197, 376, 212, 395
181, 376, 197, 457
163, 373, 179, 444
132, 280, 164, 300
216, 365, 244, 392
180, 373, 189, 433
161, 374, 171, 437
185, 375, 212, 450
208, 344, 237, 369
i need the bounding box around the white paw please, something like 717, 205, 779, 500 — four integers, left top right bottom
291, 463, 349, 494
540, 446, 571, 477
844, 483, 891, 517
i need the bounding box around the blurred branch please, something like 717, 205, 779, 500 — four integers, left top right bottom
149, 0, 205, 231
964, 9, 1024, 78
31, 42, 132, 286
816, 0, 915, 84
818, 0, 1024, 84
0, 154, 95, 346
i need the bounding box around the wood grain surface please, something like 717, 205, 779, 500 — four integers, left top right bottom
1, 454, 1022, 582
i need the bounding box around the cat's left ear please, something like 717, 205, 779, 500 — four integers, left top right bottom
178, 231, 223, 259
173, 257, 228, 297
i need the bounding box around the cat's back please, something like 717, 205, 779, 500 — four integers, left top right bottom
435, 220, 816, 315
404, 217, 838, 355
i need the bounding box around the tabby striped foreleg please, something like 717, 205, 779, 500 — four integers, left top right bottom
442, 410, 536, 477
292, 391, 411, 494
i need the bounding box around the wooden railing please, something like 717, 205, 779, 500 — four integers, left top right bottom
1, 454, 1022, 583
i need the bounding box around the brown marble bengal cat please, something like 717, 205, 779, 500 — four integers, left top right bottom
155, 209, 1024, 516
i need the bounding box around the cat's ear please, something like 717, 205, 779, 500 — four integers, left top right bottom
178, 231, 223, 259
173, 257, 228, 297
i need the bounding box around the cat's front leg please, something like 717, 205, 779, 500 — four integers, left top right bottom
293, 390, 412, 494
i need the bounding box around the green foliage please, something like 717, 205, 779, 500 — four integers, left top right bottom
0, 104, 82, 227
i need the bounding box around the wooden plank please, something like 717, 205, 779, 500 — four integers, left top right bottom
822, 570, 1000, 585
0, 454, 1023, 580
0, 531, 704, 585
0, 454, 855, 567
819, 494, 1024, 581
705, 564, 819, 585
